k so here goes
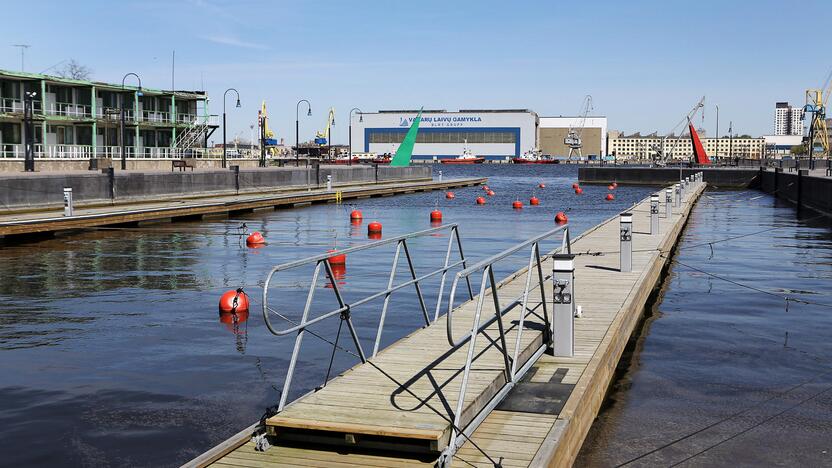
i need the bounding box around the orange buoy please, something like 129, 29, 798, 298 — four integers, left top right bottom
538, 183, 546, 188
512, 200, 523, 209
327, 249, 346, 265
575, 187, 583, 195
605, 193, 615, 201
219, 288, 250, 314
246, 231, 265, 246
350, 209, 363, 220
367, 221, 383, 235
476, 196, 486, 205
487, 190, 495, 196
572, 183, 580, 189
529, 196, 540, 205
430, 209, 443, 222
555, 212, 568, 224
446, 191, 455, 199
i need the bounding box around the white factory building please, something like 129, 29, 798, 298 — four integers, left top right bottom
349, 109, 539, 161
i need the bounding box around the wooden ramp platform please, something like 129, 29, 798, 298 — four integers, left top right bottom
194, 181, 705, 468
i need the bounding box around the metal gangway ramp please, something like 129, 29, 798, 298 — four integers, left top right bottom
258, 223, 572, 466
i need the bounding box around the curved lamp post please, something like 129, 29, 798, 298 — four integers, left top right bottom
223, 88, 241, 169
349, 107, 362, 166
296, 99, 311, 167
120, 73, 142, 170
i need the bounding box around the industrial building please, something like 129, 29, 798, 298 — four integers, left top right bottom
0, 69, 217, 166
539, 116, 607, 158
608, 131, 766, 161
349, 109, 539, 161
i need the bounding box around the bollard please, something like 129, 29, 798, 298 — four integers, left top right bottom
438, 170, 443, 182
619, 212, 632, 273
665, 188, 673, 218
326, 174, 332, 191
552, 254, 575, 357
674, 183, 681, 207
650, 194, 659, 235
63, 187, 74, 217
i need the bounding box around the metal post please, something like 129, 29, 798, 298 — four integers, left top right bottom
23, 91, 35, 172
222, 88, 240, 170
552, 254, 575, 357
650, 194, 659, 235
665, 188, 673, 217
63, 187, 73, 217
619, 212, 632, 273
438, 170, 443, 182
326, 174, 332, 191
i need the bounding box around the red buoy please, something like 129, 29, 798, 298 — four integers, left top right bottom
605, 193, 615, 201
482, 185, 490, 191
487, 190, 495, 196
430, 209, 443, 222
368, 221, 383, 235
555, 212, 568, 224
446, 191, 455, 199
219, 288, 250, 314
512, 200, 523, 209
530, 196, 540, 205
246, 231, 265, 246
476, 196, 486, 205
350, 209, 363, 220
327, 249, 346, 265
538, 183, 546, 189
575, 187, 584, 195
572, 183, 580, 189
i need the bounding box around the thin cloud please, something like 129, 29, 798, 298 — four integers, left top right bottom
199, 34, 269, 50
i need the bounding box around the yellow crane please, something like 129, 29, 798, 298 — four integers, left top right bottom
315, 108, 335, 145
804, 69, 831, 165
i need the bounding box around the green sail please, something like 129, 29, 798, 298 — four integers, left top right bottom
389, 108, 422, 167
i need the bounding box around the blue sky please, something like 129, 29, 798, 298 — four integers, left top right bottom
1, 0, 828, 144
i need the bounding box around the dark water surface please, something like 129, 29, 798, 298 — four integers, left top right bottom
577, 191, 832, 466
0, 165, 655, 467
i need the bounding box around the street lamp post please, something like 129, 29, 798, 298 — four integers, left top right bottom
120, 73, 142, 171
222, 88, 241, 169
296, 99, 311, 167
349, 108, 362, 166
328, 115, 334, 162
715, 104, 719, 159
23, 91, 36, 172
728, 121, 733, 165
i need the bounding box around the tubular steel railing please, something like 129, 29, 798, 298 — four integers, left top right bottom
262, 223, 473, 411
439, 223, 572, 465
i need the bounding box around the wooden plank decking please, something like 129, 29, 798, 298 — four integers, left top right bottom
197, 180, 705, 467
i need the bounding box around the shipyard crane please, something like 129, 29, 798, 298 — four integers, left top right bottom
565, 95, 593, 161
315, 108, 336, 145
654, 96, 706, 165
803, 68, 832, 167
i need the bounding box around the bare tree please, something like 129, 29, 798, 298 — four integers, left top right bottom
56, 59, 92, 80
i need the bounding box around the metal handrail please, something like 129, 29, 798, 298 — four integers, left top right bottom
261, 223, 474, 411
439, 223, 572, 465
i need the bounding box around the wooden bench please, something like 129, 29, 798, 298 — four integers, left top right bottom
172, 160, 194, 171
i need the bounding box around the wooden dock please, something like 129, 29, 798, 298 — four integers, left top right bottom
190, 181, 705, 468
0, 177, 484, 238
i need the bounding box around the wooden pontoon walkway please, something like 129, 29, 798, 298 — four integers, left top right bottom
194, 182, 705, 468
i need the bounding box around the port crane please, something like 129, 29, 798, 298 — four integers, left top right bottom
653, 96, 706, 165
315, 108, 336, 145
804, 68, 832, 167
565, 95, 593, 161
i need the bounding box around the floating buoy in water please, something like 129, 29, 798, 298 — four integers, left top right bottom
608, 185, 615, 190
446, 191, 455, 199
512, 200, 523, 209
538, 183, 546, 188
487, 190, 495, 196
530, 196, 540, 205
574, 187, 583, 195
350, 209, 363, 220
555, 212, 568, 224
430, 209, 443, 222
605, 193, 614, 201
572, 183, 580, 189
482, 185, 490, 191
219, 288, 250, 314
367, 221, 383, 236
246, 231, 265, 246
327, 249, 346, 265
476, 196, 486, 205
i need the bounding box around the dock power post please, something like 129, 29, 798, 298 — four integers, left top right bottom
63, 187, 74, 217
665, 188, 673, 218
619, 212, 632, 273
326, 175, 332, 191
552, 254, 575, 357
650, 194, 659, 235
